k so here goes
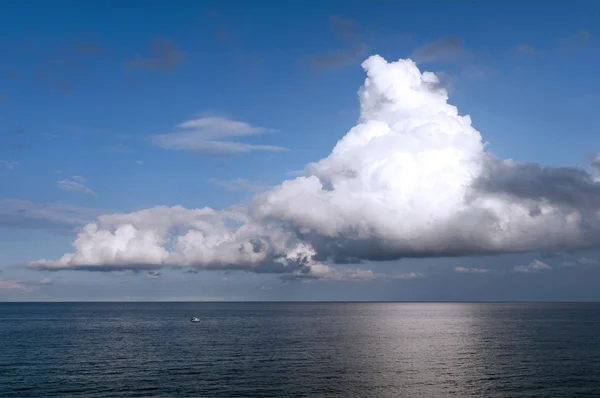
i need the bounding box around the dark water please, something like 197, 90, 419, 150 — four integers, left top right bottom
1, 303, 600, 397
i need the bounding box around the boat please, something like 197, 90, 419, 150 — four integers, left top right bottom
190, 317, 201, 322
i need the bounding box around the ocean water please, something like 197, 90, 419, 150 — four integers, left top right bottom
1, 303, 599, 397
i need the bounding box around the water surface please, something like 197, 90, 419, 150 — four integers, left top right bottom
1, 302, 599, 397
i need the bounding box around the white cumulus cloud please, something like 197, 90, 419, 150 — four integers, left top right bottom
28, 55, 600, 279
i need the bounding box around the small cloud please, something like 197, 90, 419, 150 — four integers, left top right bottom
461, 65, 498, 80
411, 36, 468, 64
106, 144, 133, 153
57, 178, 96, 196
515, 44, 539, 55
557, 30, 592, 51
578, 257, 597, 264
56, 82, 72, 93
135, 160, 144, 166
1, 160, 19, 170
309, 16, 367, 70
39, 278, 53, 285
286, 169, 306, 177
454, 266, 490, 274
152, 115, 286, 156
0, 279, 34, 292
216, 26, 231, 44
513, 259, 551, 273
71, 175, 85, 183
208, 178, 269, 193
572, 93, 600, 106
183, 269, 199, 274
127, 37, 186, 72
145, 271, 163, 279
72, 41, 106, 57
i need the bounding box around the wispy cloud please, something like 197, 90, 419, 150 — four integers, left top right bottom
1, 160, 19, 170
309, 16, 367, 70
127, 37, 186, 71
152, 115, 286, 156
208, 178, 270, 193
557, 30, 592, 51
515, 44, 540, 55
282, 266, 424, 283
72, 41, 107, 57
454, 266, 490, 274
0, 199, 102, 233
513, 259, 551, 273
57, 177, 96, 196
0, 279, 34, 292
578, 257, 597, 264
135, 160, 144, 166
106, 143, 133, 153
411, 36, 469, 63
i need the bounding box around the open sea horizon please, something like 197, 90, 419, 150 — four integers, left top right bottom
1, 302, 599, 397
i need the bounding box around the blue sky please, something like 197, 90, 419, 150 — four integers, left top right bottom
1, 0, 600, 301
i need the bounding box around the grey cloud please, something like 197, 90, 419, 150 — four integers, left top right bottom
475, 156, 600, 210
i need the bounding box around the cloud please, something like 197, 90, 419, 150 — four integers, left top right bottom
474, 159, 600, 210
515, 44, 539, 55
106, 143, 133, 153
0, 279, 34, 292
57, 178, 96, 196
135, 160, 144, 166
72, 41, 106, 57
208, 178, 269, 193
454, 266, 489, 274
557, 30, 592, 51
38, 278, 53, 285
151, 116, 286, 156
0, 199, 102, 232
28, 55, 600, 277
282, 265, 423, 282
309, 16, 367, 70
145, 271, 164, 279
71, 175, 86, 183
513, 259, 551, 273
411, 36, 468, 63
578, 257, 597, 264
1, 160, 19, 170
127, 37, 186, 71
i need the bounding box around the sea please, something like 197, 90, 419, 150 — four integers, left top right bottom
1, 302, 599, 397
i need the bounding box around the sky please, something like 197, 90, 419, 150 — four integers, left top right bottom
1, 0, 600, 301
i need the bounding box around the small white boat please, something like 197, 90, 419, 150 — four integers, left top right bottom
190, 317, 201, 322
